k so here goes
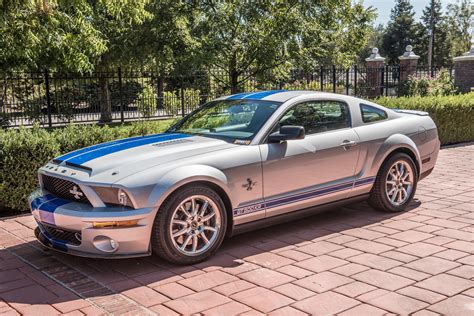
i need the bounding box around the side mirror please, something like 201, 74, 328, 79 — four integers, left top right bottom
268, 125, 305, 143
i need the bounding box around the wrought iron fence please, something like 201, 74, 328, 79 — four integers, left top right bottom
0, 66, 452, 127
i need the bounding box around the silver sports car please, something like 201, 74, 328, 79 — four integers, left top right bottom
29, 90, 439, 264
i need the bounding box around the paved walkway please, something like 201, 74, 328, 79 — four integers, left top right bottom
1, 144, 473, 315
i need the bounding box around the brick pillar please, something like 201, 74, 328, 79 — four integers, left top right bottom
365, 48, 385, 97
398, 45, 420, 82
453, 41, 474, 93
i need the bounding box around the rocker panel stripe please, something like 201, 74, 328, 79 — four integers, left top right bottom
233, 176, 376, 217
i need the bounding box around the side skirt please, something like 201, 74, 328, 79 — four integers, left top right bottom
230, 194, 369, 236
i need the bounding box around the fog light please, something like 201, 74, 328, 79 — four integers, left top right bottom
110, 239, 117, 250
92, 235, 119, 253
92, 220, 138, 228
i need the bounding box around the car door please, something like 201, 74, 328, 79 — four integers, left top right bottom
259, 100, 360, 218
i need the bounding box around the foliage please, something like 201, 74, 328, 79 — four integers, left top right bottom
282, 80, 347, 94
413, 0, 451, 66
162, 89, 202, 116
11, 78, 145, 123
377, 92, 474, 144
137, 83, 157, 118
446, 0, 473, 58
401, 70, 457, 97
0, 120, 174, 211
358, 24, 385, 63
0, 126, 60, 212
0, 1, 151, 72
191, 1, 375, 92
381, 0, 417, 64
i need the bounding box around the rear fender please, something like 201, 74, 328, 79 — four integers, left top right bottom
373, 134, 422, 178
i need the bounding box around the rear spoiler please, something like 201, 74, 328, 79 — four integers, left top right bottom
393, 109, 429, 116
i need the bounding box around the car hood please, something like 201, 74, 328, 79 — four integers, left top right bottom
51, 133, 236, 182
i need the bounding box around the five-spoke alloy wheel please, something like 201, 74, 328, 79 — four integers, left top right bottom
151, 185, 227, 264
369, 153, 418, 212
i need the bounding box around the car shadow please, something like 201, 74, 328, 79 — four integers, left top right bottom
0, 198, 422, 307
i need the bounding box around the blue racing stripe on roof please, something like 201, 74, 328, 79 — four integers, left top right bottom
66, 133, 191, 165
226, 90, 287, 100
241, 90, 287, 99
226, 92, 255, 100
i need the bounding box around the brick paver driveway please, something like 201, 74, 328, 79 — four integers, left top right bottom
1, 144, 473, 315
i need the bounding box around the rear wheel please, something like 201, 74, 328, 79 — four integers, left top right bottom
151, 185, 227, 264
369, 153, 418, 212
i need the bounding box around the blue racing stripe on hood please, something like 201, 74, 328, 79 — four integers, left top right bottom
55, 133, 170, 162
66, 133, 191, 165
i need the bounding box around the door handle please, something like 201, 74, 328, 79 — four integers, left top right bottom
340, 140, 357, 149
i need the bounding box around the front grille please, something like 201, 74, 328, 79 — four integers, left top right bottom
40, 223, 82, 246
41, 174, 90, 204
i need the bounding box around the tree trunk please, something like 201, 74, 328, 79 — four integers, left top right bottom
229, 53, 240, 94
230, 71, 239, 94
98, 74, 112, 123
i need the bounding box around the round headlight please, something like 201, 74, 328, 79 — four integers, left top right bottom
118, 189, 129, 206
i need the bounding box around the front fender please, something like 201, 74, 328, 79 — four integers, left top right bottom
373, 134, 422, 177
147, 164, 233, 209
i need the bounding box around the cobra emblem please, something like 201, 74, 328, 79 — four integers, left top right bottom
69, 186, 84, 199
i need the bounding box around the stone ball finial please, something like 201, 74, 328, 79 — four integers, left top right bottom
366, 47, 385, 62
399, 45, 419, 60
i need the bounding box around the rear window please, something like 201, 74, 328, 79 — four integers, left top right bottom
360, 104, 387, 123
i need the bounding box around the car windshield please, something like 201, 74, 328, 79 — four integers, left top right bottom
167, 99, 282, 143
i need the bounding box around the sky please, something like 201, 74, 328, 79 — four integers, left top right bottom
363, 0, 459, 25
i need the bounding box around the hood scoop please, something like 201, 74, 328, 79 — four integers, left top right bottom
152, 138, 193, 147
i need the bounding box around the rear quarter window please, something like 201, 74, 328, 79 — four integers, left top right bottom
360, 104, 387, 123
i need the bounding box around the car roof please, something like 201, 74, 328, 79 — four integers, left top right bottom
216, 90, 316, 102
216, 90, 364, 103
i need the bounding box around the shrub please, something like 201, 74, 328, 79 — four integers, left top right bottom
400, 69, 457, 97
0, 120, 174, 212
376, 92, 474, 145
162, 88, 202, 116
137, 83, 157, 118
283, 80, 346, 93
0, 126, 60, 212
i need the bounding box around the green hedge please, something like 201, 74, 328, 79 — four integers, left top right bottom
376, 93, 474, 145
0, 120, 174, 212
1, 93, 473, 213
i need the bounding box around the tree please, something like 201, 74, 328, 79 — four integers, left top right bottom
446, 0, 473, 58
190, 0, 375, 93
358, 24, 385, 63
381, 0, 417, 64
0, 0, 152, 122
0, 1, 107, 72
413, 0, 451, 66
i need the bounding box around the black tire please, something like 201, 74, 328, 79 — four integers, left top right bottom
151, 184, 227, 264
369, 152, 418, 212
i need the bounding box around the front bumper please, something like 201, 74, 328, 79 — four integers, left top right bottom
29, 188, 155, 258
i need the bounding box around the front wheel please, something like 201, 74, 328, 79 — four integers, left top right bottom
369, 153, 418, 212
151, 185, 227, 264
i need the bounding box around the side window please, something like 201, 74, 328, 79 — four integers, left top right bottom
360, 104, 387, 123
277, 101, 351, 135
